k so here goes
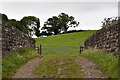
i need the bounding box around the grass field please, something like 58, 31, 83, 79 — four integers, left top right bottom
35, 30, 97, 55
35, 30, 97, 46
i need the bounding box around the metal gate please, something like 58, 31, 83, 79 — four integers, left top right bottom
35, 45, 84, 55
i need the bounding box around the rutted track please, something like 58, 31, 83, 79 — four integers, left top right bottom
12, 57, 43, 78
76, 57, 105, 78
12, 55, 105, 78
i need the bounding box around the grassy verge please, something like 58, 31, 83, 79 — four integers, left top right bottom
2, 47, 38, 78
33, 54, 84, 78
80, 49, 118, 78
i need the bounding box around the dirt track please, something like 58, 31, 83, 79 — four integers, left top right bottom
12, 56, 105, 78
12, 57, 43, 78
76, 57, 105, 78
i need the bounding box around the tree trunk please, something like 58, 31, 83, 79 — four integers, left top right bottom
64, 26, 67, 33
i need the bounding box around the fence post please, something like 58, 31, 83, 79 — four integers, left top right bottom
34, 45, 36, 51
38, 45, 39, 54
79, 46, 81, 54
82, 46, 84, 51
40, 44, 42, 55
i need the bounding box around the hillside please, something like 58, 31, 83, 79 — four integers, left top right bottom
35, 30, 97, 46
35, 30, 97, 55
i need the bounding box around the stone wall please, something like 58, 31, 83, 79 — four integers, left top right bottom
84, 22, 120, 56
0, 24, 2, 58
2, 23, 36, 57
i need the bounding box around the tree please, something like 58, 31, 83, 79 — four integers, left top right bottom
1, 13, 8, 22
7, 19, 18, 27
6, 19, 28, 34
58, 13, 79, 33
20, 16, 40, 37
101, 17, 118, 28
43, 16, 61, 35
43, 13, 79, 34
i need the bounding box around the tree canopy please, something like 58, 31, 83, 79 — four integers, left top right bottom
1, 12, 80, 37
42, 13, 79, 35
43, 16, 61, 35
20, 16, 40, 37
58, 13, 79, 33
1, 13, 41, 37
1, 14, 8, 22
101, 17, 118, 28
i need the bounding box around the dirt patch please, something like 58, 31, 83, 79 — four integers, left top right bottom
75, 57, 105, 78
12, 57, 43, 78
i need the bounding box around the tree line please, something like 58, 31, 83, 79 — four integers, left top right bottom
1, 13, 79, 37
1, 13, 119, 37
1, 13, 40, 37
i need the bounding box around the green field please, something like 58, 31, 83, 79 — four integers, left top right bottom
35, 30, 97, 55
35, 30, 97, 46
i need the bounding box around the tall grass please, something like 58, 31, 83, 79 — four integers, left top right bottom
2, 47, 38, 78
80, 49, 118, 78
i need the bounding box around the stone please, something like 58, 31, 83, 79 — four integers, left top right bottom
2, 23, 36, 57
84, 22, 120, 56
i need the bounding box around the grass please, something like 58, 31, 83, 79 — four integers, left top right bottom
79, 49, 118, 78
33, 54, 84, 78
35, 30, 97, 46
35, 30, 97, 55
2, 47, 38, 78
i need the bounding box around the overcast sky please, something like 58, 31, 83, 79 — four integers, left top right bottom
0, 0, 119, 37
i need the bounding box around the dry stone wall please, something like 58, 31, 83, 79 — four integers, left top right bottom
84, 22, 120, 56
2, 23, 36, 57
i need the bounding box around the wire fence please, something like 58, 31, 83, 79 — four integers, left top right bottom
35, 44, 84, 55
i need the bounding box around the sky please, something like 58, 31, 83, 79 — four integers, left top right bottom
0, 0, 119, 37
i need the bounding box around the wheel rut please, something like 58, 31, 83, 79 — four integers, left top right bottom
75, 57, 106, 78
12, 57, 43, 78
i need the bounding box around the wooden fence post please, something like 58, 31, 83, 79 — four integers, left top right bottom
82, 46, 84, 51
79, 46, 81, 54
40, 44, 42, 55
38, 45, 39, 54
